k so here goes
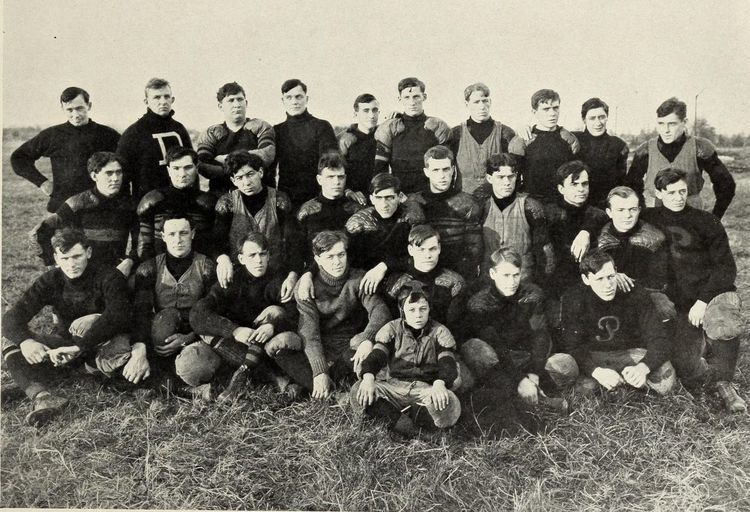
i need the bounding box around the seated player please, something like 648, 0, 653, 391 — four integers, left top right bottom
643, 168, 746, 412
196, 81, 276, 196
190, 232, 303, 399
477, 153, 553, 281
32, 151, 139, 277
213, 151, 301, 295
547, 250, 676, 395
345, 173, 424, 294
405, 145, 483, 279
374, 77, 452, 193
338, 93, 380, 201
273, 231, 391, 398
137, 146, 216, 261
2, 228, 147, 425
351, 285, 461, 434
384, 225, 465, 327
132, 215, 217, 397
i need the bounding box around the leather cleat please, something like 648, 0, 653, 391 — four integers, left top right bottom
716, 381, 747, 414
217, 365, 248, 403
25, 392, 69, 427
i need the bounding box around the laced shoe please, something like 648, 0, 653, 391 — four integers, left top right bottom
716, 381, 747, 413
25, 391, 69, 427
217, 365, 248, 403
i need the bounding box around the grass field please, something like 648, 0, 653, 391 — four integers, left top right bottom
1, 137, 750, 511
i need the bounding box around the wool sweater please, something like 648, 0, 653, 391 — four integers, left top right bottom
597, 220, 668, 292
338, 125, 377, 194
572, 130, 629, 208
297, 194, 362, 264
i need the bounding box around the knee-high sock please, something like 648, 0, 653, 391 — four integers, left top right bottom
707, 337, 741, 382
2, 346, 47, 399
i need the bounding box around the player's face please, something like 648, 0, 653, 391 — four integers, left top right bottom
466, 91, 491, 122
316, 167, 347, 199
656, 112, 686, 144
408, 236, 440, 271
91, 161, 123, 197
402, 297, 430, 330
355, 100, 380, 131
398, 87, 426, 116
238, 240, 269, 278
281, 85, 308, 116
532, 100, 560, 130
424, 157, 454, 193
584, 107, 608, 136
655, 180, 689, 212
54, 243, 91, 279
145, 86, 175, 117
314, 241, 348, 278
219, 92, 247, 122
558, 171, 589, 206
583, 262, 618, 301
231, 165, 264, 196
162, 218, 194, 258
370, 187, 399, 219
61, 95, 91, 126
606, 194, 641, 233
489, 260, 521, 297
167, 155, 198, 189
487, 167, 518, 199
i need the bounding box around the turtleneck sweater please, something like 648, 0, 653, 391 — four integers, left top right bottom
338, 124, 377, 194
571, 129, 628, 208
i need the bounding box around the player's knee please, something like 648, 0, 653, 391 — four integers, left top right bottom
175, 342, 221, 386
704, 292, 743, 340
264, 331, 302, 357
430, 390, 461, 429
94, 334, 132, 376
545, 353, 579, 388
460, 338, 499, 378
69, 313, 102, 338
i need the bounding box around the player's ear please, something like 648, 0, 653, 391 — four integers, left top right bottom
190, 228, 196, 240
85, 246, 93, 259
581, 273, 590, 286
422, 93, 428, 102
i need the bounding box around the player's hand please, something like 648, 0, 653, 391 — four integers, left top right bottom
253, 305, 285, 326
122, 342, 150, 383
296, 271, 315, 301
359, 263, 387, 295
688, 300, 707, 327
155, 333, 193, 356
418, 380, 451, 411
621, 362, 650, 389
116, 258, 135, 278
357, 373, 377, 407
19, 339, 50, 365
215, 154, 228, 164
280, 272, 298, 303
350, 340, 373, 376
47, 345, 81, 366
216, 255, 234, 289
517, 376, 539, 405
40, 180, 53, 197
614, 273, 635, 293
591, 367, 624, 391
232, 326, 255, 344
570, 231, 590, 262
249, 323, 275, 344
345, 189, 368, 206
312, 373, 333, 399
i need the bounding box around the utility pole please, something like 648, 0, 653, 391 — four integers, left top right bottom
694, 88, 706, 136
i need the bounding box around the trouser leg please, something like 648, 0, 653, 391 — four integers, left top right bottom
1, 338, 49, 399
273, 349, 314, 391
703, 292, 744, 383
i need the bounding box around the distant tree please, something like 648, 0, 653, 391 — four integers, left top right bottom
693, 118, 717, 143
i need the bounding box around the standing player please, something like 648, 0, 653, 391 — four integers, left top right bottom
338, 93, 380, 202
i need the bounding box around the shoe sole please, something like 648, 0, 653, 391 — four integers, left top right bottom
25, 406, 64, 427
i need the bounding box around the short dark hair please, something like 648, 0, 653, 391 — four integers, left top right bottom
656, 97, 687, 120
312, 230, 349, 256
398, 77, 426, 94
87, 151, 124, 175
162, 212, 193, 228
60, 87, 90, 104
408, 224, 440, 246
485, 153, 518, 175
423, 145, 454, 167
489, 248, 522, 270
531, 89, 560, 110
51, 228, 90, 253
224, 151, 265, 177
353, 93, 377, 111
317, 150, 346, 174
555, 160, 590, 186
144, 78, 170, 97
579, 249, 615, 276
165, 146, 198, 166
281, 79, 307, 94
605, 186, 638, 208
581, 97, 609, 119
370, 173, 401, 195
397, 283, 431, 311
464, 83, 490, 101
239, 232, 269, 253
654, 168, 689, 191
217, 82, 246, 102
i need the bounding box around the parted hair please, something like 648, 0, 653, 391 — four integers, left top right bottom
217, 82, 246, 102
60, 87, 90, 104
225, 151, 265, 177
370, 173, 401, 195
408, 224, 440, 247
464, 82, 490, 101
51, 227, 90, 253
531, 89, 560, 110
423, 145, 454, 167
656, 97, 687, 120
353, 93, 377, 111
654, 168, 689, 191
398, 77, 426, 93
555, 160, 590, 186
581, 97, 609, 119
144, 78, 170, 96
606, 186, 638, 208
165, 146, 198, 166
162, 212, 193, 229
317, 150, 346, 174
489, 248, 522, 270
87, 151, 124, 175
239, 232, 269, 253
485, 153, 519, 175
312, 230, 349, 256
579, 249, 615, 276
281, 78, 307, 94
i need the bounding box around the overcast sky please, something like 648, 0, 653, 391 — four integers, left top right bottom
3, 0, 749, 136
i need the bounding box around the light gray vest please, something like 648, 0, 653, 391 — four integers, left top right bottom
482, 194, 533, 278
154, 252, 210, 311
228, 188, 281, 258
645, 136, 703, 209
456, 121, 506, 195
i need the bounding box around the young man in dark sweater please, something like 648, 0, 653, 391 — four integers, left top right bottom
2, 229, 148, 425
405, 145, 483, 279
509, 89, 579, 204
196, 82, 276, 197
642, 169, 745, 412
273, 78, 338, 207
450, 83, 516, 194
626, 97, 735, 219
11, 87, 120, 212
137, 147, 216, 261
338, 93, 380, 202
117, 78, 193, 201
273, 231, 391, 398
572, 98, 629, 208
32, 152, 139, 278
374, 77, 452, 193
547, 250, 675, 395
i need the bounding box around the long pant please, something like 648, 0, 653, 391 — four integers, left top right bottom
273, 346, 357, 392
1, 313, 132, 399
350, 378, 461, 429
